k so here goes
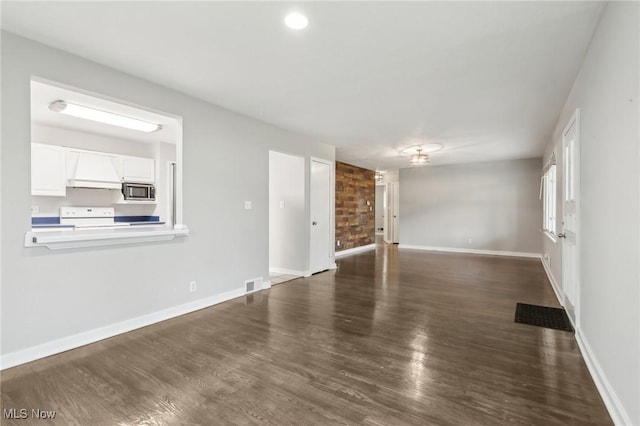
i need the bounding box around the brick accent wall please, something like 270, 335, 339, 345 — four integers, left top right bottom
335, 161, 375, 251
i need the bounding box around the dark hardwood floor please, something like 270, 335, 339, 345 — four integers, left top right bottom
1, 242, 612, 425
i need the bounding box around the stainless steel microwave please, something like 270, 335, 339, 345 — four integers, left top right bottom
122, 182, 155, 201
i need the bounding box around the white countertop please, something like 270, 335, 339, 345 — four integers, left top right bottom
25, 224, 189, 250
32, 221, 165, 229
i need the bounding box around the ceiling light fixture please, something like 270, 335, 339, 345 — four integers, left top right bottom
49, 100, 162, 133
409, 147, 429, 166
284, 12, 308, 30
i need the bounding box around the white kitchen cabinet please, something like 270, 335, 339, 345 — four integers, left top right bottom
31, 143, 66, 196
121, 155, 155, 183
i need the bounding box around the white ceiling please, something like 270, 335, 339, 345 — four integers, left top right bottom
2, 1, 604, 170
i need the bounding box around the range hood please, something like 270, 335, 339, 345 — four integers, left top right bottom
67, 150, 121, 189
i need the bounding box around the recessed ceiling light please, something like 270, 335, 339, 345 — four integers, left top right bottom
284, 12, 308, 30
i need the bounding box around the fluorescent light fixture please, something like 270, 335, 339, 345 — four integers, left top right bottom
49, 100, 161, 133
284, 12, 308, 30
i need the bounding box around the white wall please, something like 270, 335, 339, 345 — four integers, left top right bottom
542, 3, 639, 424
269, 151, 306, 274
399, 158, 542, 255
1, 32, 334, 364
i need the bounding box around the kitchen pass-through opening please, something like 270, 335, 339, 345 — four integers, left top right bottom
29, 77, 185, 235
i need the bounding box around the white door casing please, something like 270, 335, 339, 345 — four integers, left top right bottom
561, 109, 580, 326
310, 158, 332, 274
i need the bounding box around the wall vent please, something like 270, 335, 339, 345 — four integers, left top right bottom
245, 277, 263, 294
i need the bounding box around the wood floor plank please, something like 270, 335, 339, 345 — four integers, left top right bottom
1, 241, 612, 425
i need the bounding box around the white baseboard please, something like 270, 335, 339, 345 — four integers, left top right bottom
575, 329, 632, 426
398, 244, 541, 259
0, 286, 247, 370
269, 267, 306, 276
262, 280, 272, 290
540, 258, 563, 306
335, 243, 376, 258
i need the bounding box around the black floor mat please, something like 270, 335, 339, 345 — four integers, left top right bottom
514, 303, 574, 332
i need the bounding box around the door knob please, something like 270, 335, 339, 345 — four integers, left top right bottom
312, 221, 317, 225
558, 233, 566, 238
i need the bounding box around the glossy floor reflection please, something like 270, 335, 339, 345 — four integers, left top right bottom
1, 242, 612, 425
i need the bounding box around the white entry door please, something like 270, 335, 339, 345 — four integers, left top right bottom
561, 110, 580, 325
310, 158, 332, 274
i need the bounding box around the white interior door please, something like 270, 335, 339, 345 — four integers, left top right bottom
387, 182, 400, 243
383, 183, 391, 243
310, 159, 332, 274
561, 110, 580, 325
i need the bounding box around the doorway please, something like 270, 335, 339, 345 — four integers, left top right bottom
561, 109, 580, 326
268, 151, 305, 284
309, 158, 333, 274
375, 184, 385, 235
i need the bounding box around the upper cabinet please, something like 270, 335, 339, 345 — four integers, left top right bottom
31, 143, 66, 196
32, 145, 156, 193
121, 155, 155, 183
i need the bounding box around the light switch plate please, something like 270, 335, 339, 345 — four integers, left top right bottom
244, 201, 252, 210
279, 200, 285, 208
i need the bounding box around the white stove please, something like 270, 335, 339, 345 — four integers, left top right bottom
60, 207, 127, 228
